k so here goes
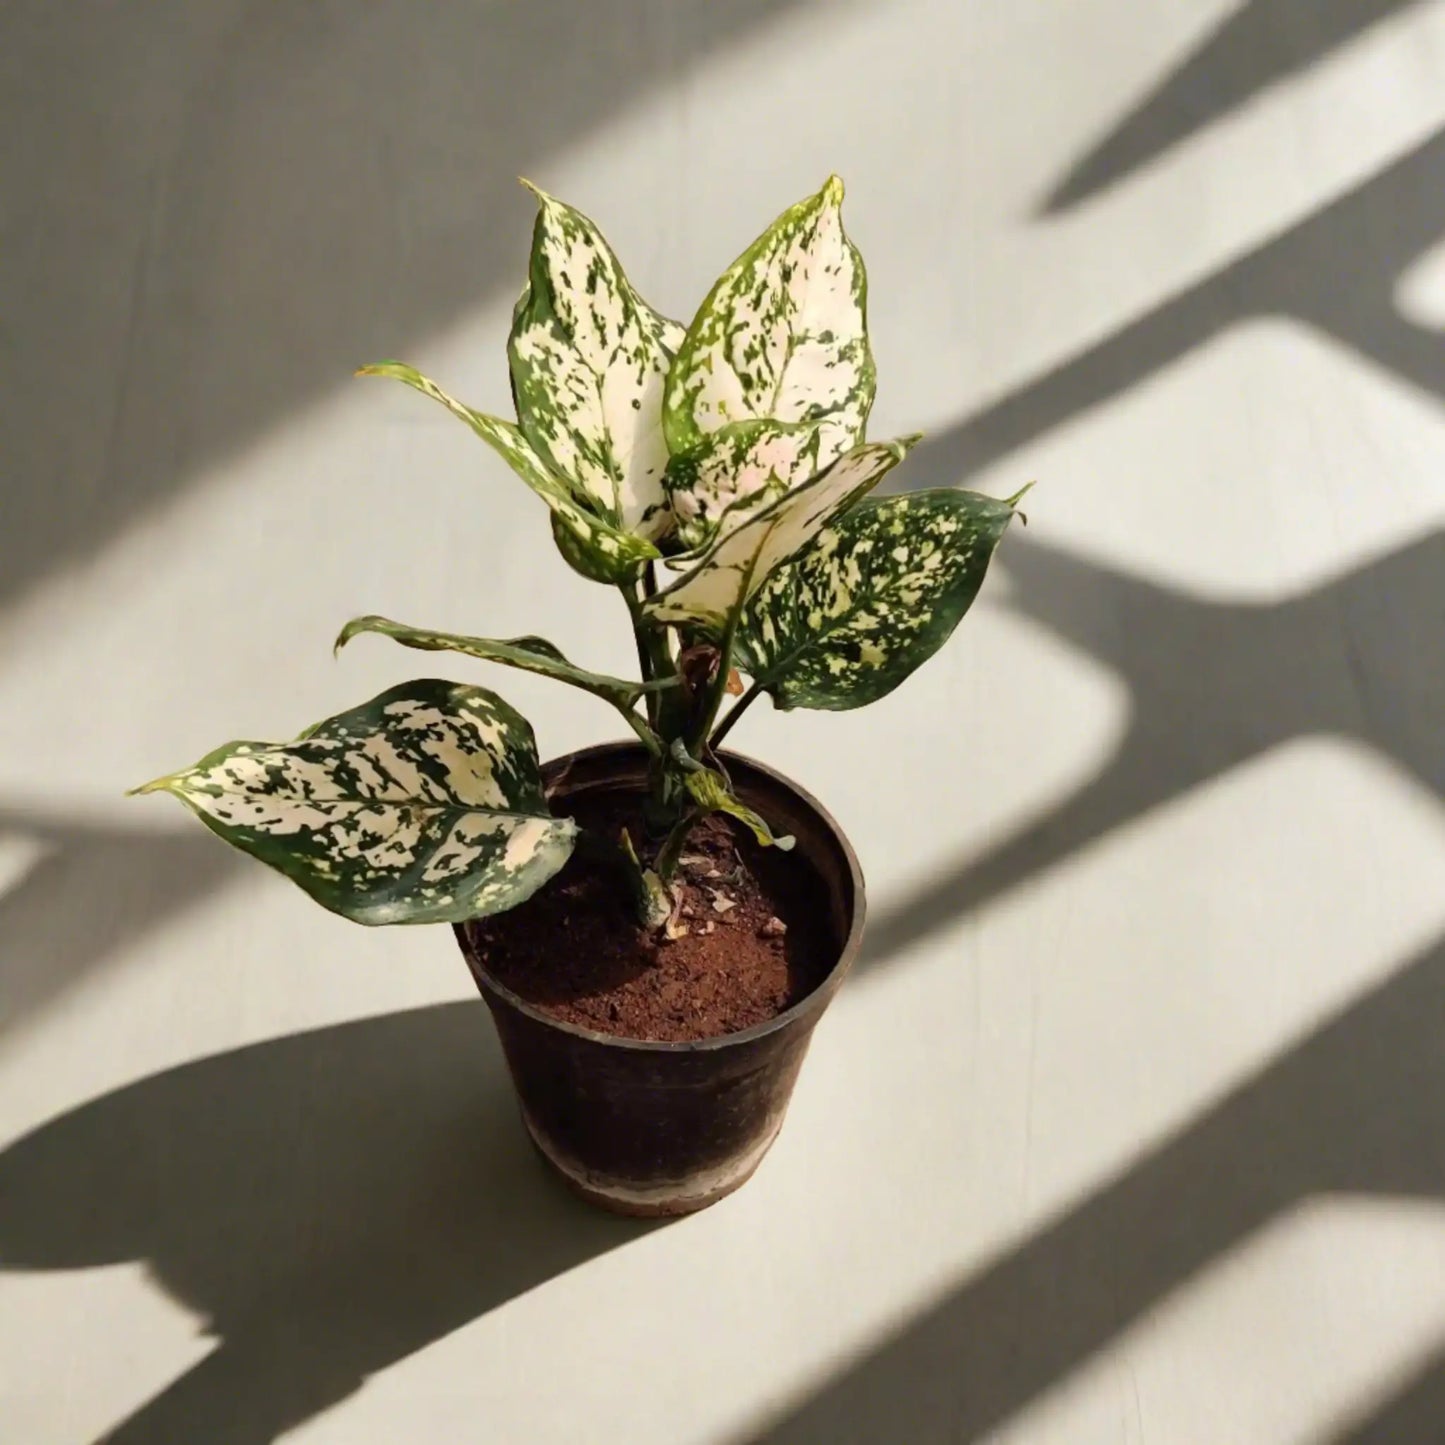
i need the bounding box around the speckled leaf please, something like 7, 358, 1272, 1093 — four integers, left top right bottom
357, 361, 657, 584
644, 436, 918, 632
130, 680, 576, 926
663, 418, 828, 551
334, 615, 675, 713
682, 767, 793, 851
663, 176, 874, 475
735, 489, 1021, 710
510, 186, 683, 540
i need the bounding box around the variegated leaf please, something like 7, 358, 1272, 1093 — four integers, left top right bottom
510, 185, 684, 540
334, 615, 675, 713
130, 680, 576, 926
357, 361, 657, 584
644, 436, 919, 632
683, 766, 794, 850
734, 489, 1020, 710
663, 175, 874, 475
664, 418, 828, 551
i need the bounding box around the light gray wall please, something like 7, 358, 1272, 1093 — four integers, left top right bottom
4, 2, 1445, 1441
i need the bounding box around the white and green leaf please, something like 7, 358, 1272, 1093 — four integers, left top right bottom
663, 418, 829, 551
131, 680, 576, 926
644, 435, 919, 632
334, 614, 675, 714
663, 175, 874, 475
734, 488, 1022, 710
509, 186, 683, 541
357, 361, 657, 584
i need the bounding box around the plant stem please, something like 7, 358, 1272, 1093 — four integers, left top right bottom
654, 806, 704, 882
621, 583, 659, 729
616, 704, 664, 757
688, 617, 741, 754
576, 825, 672, 928
709, 678, 763, 751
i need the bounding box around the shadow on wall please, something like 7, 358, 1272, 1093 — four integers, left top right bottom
9, 517, 1436, 1441
0, 810, 246, 1044
861, 524, 1445, 966
749, 933, 1445, 1444
0, 1002, 651, 1444
4, 4, 1444, 1441
1042, 0, 1431, 212
746, 4, 1445, 1437
890, 119, 1445, 497
0, 0, 812, 613
0, 0, 816, 1041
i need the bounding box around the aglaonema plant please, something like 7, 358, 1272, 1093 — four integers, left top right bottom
133, 177, 1027, 932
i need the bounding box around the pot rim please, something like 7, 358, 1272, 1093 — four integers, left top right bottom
455, 740, 866, 1055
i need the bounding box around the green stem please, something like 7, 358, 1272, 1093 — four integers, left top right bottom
616, 703, 663, 758
709, 679, 763, 751
621, 583, 659, 730
639, 628, 685, 741
688, 636, 736, 754
654, 806, 704, 882
576, 825, 672, 928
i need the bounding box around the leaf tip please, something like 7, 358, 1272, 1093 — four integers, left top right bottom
517, 176, 549, 204
1005, 480, 1036, 510
332, 615, 373, 658
821, 174, 846, 206
127, 774, 173, 798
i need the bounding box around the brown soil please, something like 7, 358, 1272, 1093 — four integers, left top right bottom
462, 789, 835, 1043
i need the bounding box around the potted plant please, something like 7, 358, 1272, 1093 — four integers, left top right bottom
133, 177, 1027, 1215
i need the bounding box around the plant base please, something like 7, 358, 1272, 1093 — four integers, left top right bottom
455, 743, 865, 1216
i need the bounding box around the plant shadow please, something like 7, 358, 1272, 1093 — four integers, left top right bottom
0, 1001, 651, 1444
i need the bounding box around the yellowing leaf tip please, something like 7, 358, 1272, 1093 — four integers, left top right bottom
127, 773, 176, 798
821, 174, 846, 205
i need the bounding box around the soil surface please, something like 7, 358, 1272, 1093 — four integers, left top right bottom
462, 789, 835, 1043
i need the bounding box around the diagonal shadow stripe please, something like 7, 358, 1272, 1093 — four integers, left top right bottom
895, 124, 1445, 498
1323, 1342, 1445, 1444
0, 810, 246, 1041
863, 526, 1445, 966
0, 0, 823, 615
1043, 0, 1431, 212
0, 1002, 653, 1444
751, 931, 1445, 1442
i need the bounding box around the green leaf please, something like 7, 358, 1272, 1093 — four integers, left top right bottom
130, 680, 576, 926
681, 767, 794, 851
735, 489, 1021, 709
663, 417, 829, 551
357, 361, 657, 584
510, 185, 684, 542
644, 435, 919, 632
663, 175, 874, 475
334, 614, 675, 712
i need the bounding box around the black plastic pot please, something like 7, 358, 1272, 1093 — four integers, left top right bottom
453, 742, 865, 1217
